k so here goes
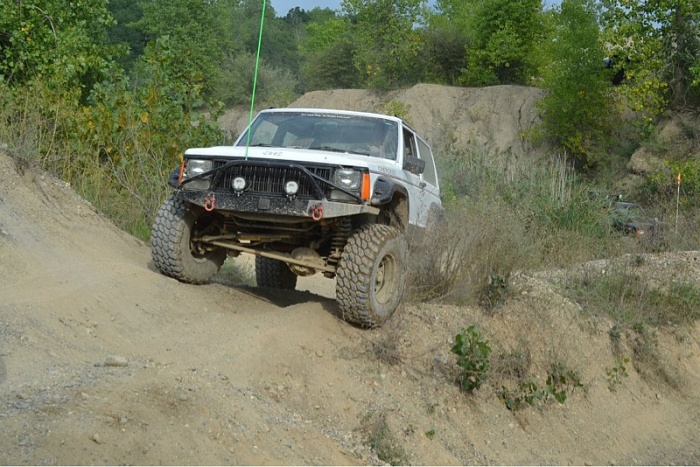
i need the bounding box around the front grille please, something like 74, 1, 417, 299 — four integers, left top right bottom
211, 160, 333, 198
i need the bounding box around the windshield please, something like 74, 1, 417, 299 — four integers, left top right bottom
236, 111, 399, 160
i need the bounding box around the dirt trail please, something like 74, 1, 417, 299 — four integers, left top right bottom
1, 95, 700, 464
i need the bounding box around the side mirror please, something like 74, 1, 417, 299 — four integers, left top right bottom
404, 155, 425, 175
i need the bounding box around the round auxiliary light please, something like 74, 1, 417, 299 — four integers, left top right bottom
284, 180, 299, 196
232, 176, 246, 191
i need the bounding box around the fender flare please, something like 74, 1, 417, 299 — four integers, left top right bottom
370, 176, 408, 206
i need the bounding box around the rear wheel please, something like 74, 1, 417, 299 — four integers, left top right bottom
151, 194, 226, 284
256, 256, 297, 290
336, 224, 407, 327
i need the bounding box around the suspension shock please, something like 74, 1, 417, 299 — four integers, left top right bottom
327, 218, 352, 268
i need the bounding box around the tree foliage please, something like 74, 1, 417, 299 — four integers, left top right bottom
106, 0, 146, 72
0, 0, 116, 97
537, 0, 616, 167
133, 0, 240, 99
299, 15, 359, 90
423, 1, 471, 85
601, 0, 700, 117
455, 0, 545, 86
341, 0, 425, 90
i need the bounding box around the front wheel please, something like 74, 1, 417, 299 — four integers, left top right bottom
336, 224, 407, 327
151, 194, 226, 284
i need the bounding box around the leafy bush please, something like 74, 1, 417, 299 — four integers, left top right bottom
211, 52, 297, 107
451, 326, 491, 392
500, 363, 583, 410
478, 274, 510, 311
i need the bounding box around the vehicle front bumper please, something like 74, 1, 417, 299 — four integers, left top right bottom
177, 190, 379, 219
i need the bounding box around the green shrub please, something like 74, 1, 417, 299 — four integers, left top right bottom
451, 326, 491, 392
478, 273, 510, 311
606, 356, 630, 391
500, 363, 583, 410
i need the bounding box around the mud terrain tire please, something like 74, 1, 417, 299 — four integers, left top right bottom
336, 224, 407, 327
256, 256, 297, 290
151, 194, 226, 284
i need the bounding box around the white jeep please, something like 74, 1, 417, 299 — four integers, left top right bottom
151, 108, 442, 327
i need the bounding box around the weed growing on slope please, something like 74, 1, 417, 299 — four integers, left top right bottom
499, 363, 584, 410
360, 411, 407, 466
606, 356, 631, 391
451, 326, 491, 392
564, 264, 699, 387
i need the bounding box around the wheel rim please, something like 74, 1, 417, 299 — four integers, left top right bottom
374, 253, 398, 304
189, 215, 220, 261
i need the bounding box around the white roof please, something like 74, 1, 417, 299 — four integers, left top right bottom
260, 107, 403, 124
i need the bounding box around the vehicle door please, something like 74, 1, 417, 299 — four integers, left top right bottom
400, 126, 439, 231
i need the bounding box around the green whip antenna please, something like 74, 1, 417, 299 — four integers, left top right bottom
245, 0, 267, 160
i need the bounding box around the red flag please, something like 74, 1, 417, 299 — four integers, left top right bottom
678, 173, 681, 186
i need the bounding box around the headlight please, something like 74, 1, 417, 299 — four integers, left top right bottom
183, 159, 212, 190
333, 168, 362, 190
185, 159, 212, 178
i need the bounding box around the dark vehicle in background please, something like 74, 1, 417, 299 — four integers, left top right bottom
610, 201, 663, 238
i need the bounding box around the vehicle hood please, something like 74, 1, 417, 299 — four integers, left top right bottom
185, 145, 396, 170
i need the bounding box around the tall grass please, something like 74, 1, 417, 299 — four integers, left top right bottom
408, 147, 621, 304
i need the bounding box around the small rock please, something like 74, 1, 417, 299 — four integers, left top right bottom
90, 433, 102, 444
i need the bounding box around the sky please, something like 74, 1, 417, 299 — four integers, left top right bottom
269, 0, 440, 17
268, 0, 556, 17
269, 0, 343, 16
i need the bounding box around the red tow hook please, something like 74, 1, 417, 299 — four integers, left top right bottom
203, 194, 216, 212
311, 204, 323, 221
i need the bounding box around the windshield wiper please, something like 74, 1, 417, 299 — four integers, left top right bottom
309, 145, 367, 155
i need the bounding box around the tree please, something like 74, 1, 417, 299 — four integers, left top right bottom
601, 0, 700, 114
299, 15, 359, 90
106, 0, 147, 72
422, 0, 471, 85
536, 0, 616, 167
0, 0, 116, 96
457, 0, 545, 86
341, 0, 425, 90
133, 0, 239, 99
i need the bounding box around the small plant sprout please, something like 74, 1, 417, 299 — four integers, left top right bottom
607, 356, 631, 391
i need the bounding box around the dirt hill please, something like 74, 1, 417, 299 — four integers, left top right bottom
1, 85, 700, 465
219, 84, 546, 158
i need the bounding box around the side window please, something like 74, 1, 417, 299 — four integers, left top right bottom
416, 138, 437, 186
402, 127, 417, 159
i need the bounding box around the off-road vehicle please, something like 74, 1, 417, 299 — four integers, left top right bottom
151, 108, 442, 327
